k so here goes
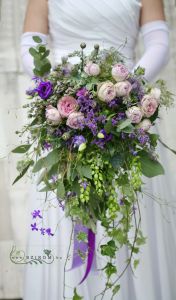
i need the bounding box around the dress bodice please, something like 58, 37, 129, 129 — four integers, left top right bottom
48, 0, 141, 68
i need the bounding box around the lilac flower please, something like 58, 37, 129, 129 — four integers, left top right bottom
51, 174, 58, 183
31, 223, 38, 231
32, 210, 43, 219
128, 133, 136, 139
72, 135, 86, 148
128, 78, 144, 101
129, 148, 138, 156
40, 228, 45, 235
26, 77, 40, 96
138, 134, 150, 145
45, 228, 54, 236
43, 141, 52, 151
54, 128, 63, 137
112, 118, 118, 126
112, 112, 126, 126
119, 198, 125, 206
81, 181, 88, 190
121, 132, 127, 140
37, 81, 53, 99
108, 98, 122, 108
76, 87, 89, 97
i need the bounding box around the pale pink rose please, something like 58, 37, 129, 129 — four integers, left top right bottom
84, 62, 100, 76
150, 88, 161, 101
137, 119, 152, 131
141, 95, 159, 117
115, 81, 132, 97
57, 96, 78, 118
46, 105, 62, 125
98, 81, 116, 103
66, 112, 85, 129
126, 106, 144, 124
111, 64, 129, 82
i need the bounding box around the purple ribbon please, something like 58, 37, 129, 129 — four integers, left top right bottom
68, 223, 96, 284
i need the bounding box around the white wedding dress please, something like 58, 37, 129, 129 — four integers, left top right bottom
23, 1, 176, 300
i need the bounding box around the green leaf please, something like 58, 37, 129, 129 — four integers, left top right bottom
57, 181, 65, 198
159, 138, 176, 155
112, 284, 121, 295
134, 259, 140, 269
116, 119, 131, 132
100, 240, 116, 258
104, 119, 112, 134
110, 154, 124, 169
73, 288, 83, 300
32, 149, 60, 173
12, 160, 33, 185
76, 231, 88, 243
122, 124, 134, 133
77, 165, 92, 179
139, 151, 165, 178
12, 144, 31, 153
29, 47, 39, 57
33, 36, 42, 43
104, 262, 117, 278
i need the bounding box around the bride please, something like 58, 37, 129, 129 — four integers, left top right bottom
21, 0, 172, 299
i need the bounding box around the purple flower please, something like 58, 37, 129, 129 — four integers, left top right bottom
26, 77, 40, 96
31, 210, 42, 219
51, 174, 58, 183
37, 81, 53, 99
128, 78, 144, 101
92, 129, 112, 149
81, 181, 88, 190
128, 133, 136, 139
40, 228, 45, 235
72, 135, 86, 147
31, 223, 38, 231
108, 98, 122, 108
138, 134, 150, 145
129, 148, 138, 156
46, 228, 54, 236
43, 141, 52, 151
119, 198, 125, 206
121, 132, 127, 140
76, 88, 89, 97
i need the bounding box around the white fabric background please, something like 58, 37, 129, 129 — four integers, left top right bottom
0, 0, 176, 298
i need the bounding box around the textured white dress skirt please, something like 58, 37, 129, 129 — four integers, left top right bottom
23, 1, 176, 299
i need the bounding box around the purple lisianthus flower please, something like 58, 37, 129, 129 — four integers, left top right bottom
72, 135, 86, 148
31, 210, 42, 219
46, 228, 54, 236
37, 81, 53, 99
128, 78, 144, 101
138, 134, 150, 145
108, 97, 123, 108
92, 129, 112, 149
40, 228, 45, 235
31, 223, 38, 231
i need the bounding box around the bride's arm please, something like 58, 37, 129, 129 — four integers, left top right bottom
21, 0, 49, 76
133, 0, 169, 81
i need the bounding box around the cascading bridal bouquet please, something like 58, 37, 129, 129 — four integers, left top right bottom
12, 37, 175, 299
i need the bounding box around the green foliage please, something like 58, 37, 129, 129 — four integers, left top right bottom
73, 288, 83, 300
32, 149, 60, 173
116, 119, 132, 132
101, 240, 117, 258
112, 284, 121, 296
13, 160, 34, 185
104, 262, 117, 278
12, 144, 31, 153
139, 151, 165, 177
57, 180, 65, 198
77, 164, 92, 179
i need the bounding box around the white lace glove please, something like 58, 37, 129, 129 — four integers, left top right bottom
133, 20, 169, 82
21, 32, 48, 77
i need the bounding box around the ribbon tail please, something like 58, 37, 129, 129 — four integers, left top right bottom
79, 229, 95, 285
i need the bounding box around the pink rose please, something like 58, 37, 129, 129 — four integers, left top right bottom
66, 112, 85, 129
126, 106, 144, 124
46, 105, 62, 125
141, 95, 159, 117
115, 81, 132, 97
111, 64, 129, 82
57, 96, 78, 118
137, 119, 152, 131
84, 62, 100, 76
98, 81, 116, 103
